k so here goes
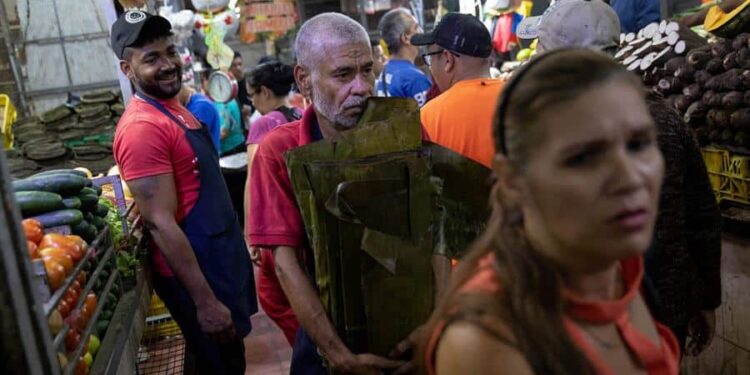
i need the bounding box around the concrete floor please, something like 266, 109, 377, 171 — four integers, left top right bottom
682, 234, 750, 375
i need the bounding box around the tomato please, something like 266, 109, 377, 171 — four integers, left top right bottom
84, 293, 97, 315
76, 307, 89, 332
57, 300, 71, 318
22, 219, 44, 244
41, 252, 73, 276
71, 280, 82, 296
76, 272, 86, 286
43, 258, 66, 291
62, 291, 77, 309
39, 234, 83, 262
74, 358, 89, 375
27, 241, 39, 259
65, 328, 80, 353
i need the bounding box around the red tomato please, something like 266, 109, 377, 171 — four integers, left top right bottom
62, 292, 77, 310
27, 241, 39, 259
84, 293, 97, 315
74, 358, 89, 375
71, 280, 82, 297
65, 329, 80, 353
57, 300, 71, 318
76, 272, 86, 287
22, 219, 44, 244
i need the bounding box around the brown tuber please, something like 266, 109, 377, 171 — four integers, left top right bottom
733, 33, 750, 51
709, 128, 722, 143
724, 51, 739, 70
730, 109, 750, 130
694, 127, 710, 146
682, 84, 703, 101
687, 50, 712, 68
694, 70, 712, 87
735, 131, 749, 147
675, 66, 696, 82
684, 101, 708, 126
711, 40, 731, 57
665, 56, 688, 74
657, 77, 684, 95
721, 129, 735, 144
674, 95, 693, 112
721, 91, 744, 109
704, 58, 724, 74
737, 48, 750, 69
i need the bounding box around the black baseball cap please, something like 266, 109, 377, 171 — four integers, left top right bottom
110, 10, 172, 59
410, 13, 492, 58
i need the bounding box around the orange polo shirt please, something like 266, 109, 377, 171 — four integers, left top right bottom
420, 78, 504, 168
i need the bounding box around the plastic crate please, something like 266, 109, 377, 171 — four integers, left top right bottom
0, 94, 17, 149
701, 147, 750, 205
148, 292, 169, 316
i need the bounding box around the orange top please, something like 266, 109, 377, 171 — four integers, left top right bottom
420, 78, 503, 168
425, 254, 680, 375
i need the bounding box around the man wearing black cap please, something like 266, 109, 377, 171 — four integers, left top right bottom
411, 12, 501, 169
110, 11, 256, 374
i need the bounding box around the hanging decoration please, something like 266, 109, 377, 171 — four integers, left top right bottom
193, 0, 241, 70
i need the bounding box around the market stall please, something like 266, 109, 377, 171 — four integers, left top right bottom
0, 162, 153, 375
614, 16, 750, 222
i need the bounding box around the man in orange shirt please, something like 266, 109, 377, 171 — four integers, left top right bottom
411, 12, 502, 168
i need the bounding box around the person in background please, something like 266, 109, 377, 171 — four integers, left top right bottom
371, 37, 387, 80
110, 11, 256, 374
249, 12, 407, 375
516, 0, 722, 356
420, 48, 680, 375
178, 83, 222, 154
243, 61, 303, 346
412, 12, 501, 168
377, 8, 433, 106
230, 51, 254, 132
215, 97, 246, 156
606, 0, 661, 34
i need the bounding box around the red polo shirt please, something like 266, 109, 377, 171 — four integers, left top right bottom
248, 106, 319, 344
114, 96, 202, 277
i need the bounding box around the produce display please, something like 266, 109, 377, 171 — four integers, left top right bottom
617, 22, 750, 151
15, 167, 135, 375
5, 91, 122, 179
14, 168, 110, 243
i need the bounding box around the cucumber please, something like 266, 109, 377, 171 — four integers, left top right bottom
91, 216, 107, 231
80, 187, 97, 196
61, 197, 82, 209
95, 204, 110, 217
31, 209, 83, 228
15, 191, 63, 216
31, 169, 88, 179
83, 212, 94, 222
72, 220, 90, 234
80, 194, 98, 211
93, 184, 103, 196
13, 174, 87, 196
96, 320, 109, 337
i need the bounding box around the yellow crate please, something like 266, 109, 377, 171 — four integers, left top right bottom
148, 292, 169, 316
701, 147, 750, 205
0, 94, 17, 149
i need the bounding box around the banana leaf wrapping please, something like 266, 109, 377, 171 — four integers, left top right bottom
284, 98, 491, 366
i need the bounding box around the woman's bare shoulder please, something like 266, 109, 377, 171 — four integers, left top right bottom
435, 319, 535, 375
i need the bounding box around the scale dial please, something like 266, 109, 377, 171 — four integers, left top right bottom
206, 71, 238, 103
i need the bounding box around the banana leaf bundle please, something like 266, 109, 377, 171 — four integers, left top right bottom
285, 98, 490, 366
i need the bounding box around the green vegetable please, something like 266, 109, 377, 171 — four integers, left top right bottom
94, 204, 109, 218
61, 197, 82, 210
31, 209, 83, 228
91, 216, 107, 231
31, 169, 88, 179
13, 174, 87, 195
79, 193, 99, 211
15, 191, 63, 216
116, 251, 138, 279
96, 320, 110, 337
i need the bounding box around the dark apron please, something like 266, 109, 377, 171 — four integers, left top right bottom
139, 94, 257, 374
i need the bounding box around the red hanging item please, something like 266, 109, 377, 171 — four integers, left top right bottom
492, 13, 518, 53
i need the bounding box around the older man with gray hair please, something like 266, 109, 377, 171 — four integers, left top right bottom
248, 12, 407, 375
376, 8, 432, 106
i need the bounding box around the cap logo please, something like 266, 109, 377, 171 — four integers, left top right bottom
125, 11, 147, 24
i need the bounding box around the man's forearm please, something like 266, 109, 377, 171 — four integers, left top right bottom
273, 246, 352, 365
149, 216, 219, 306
